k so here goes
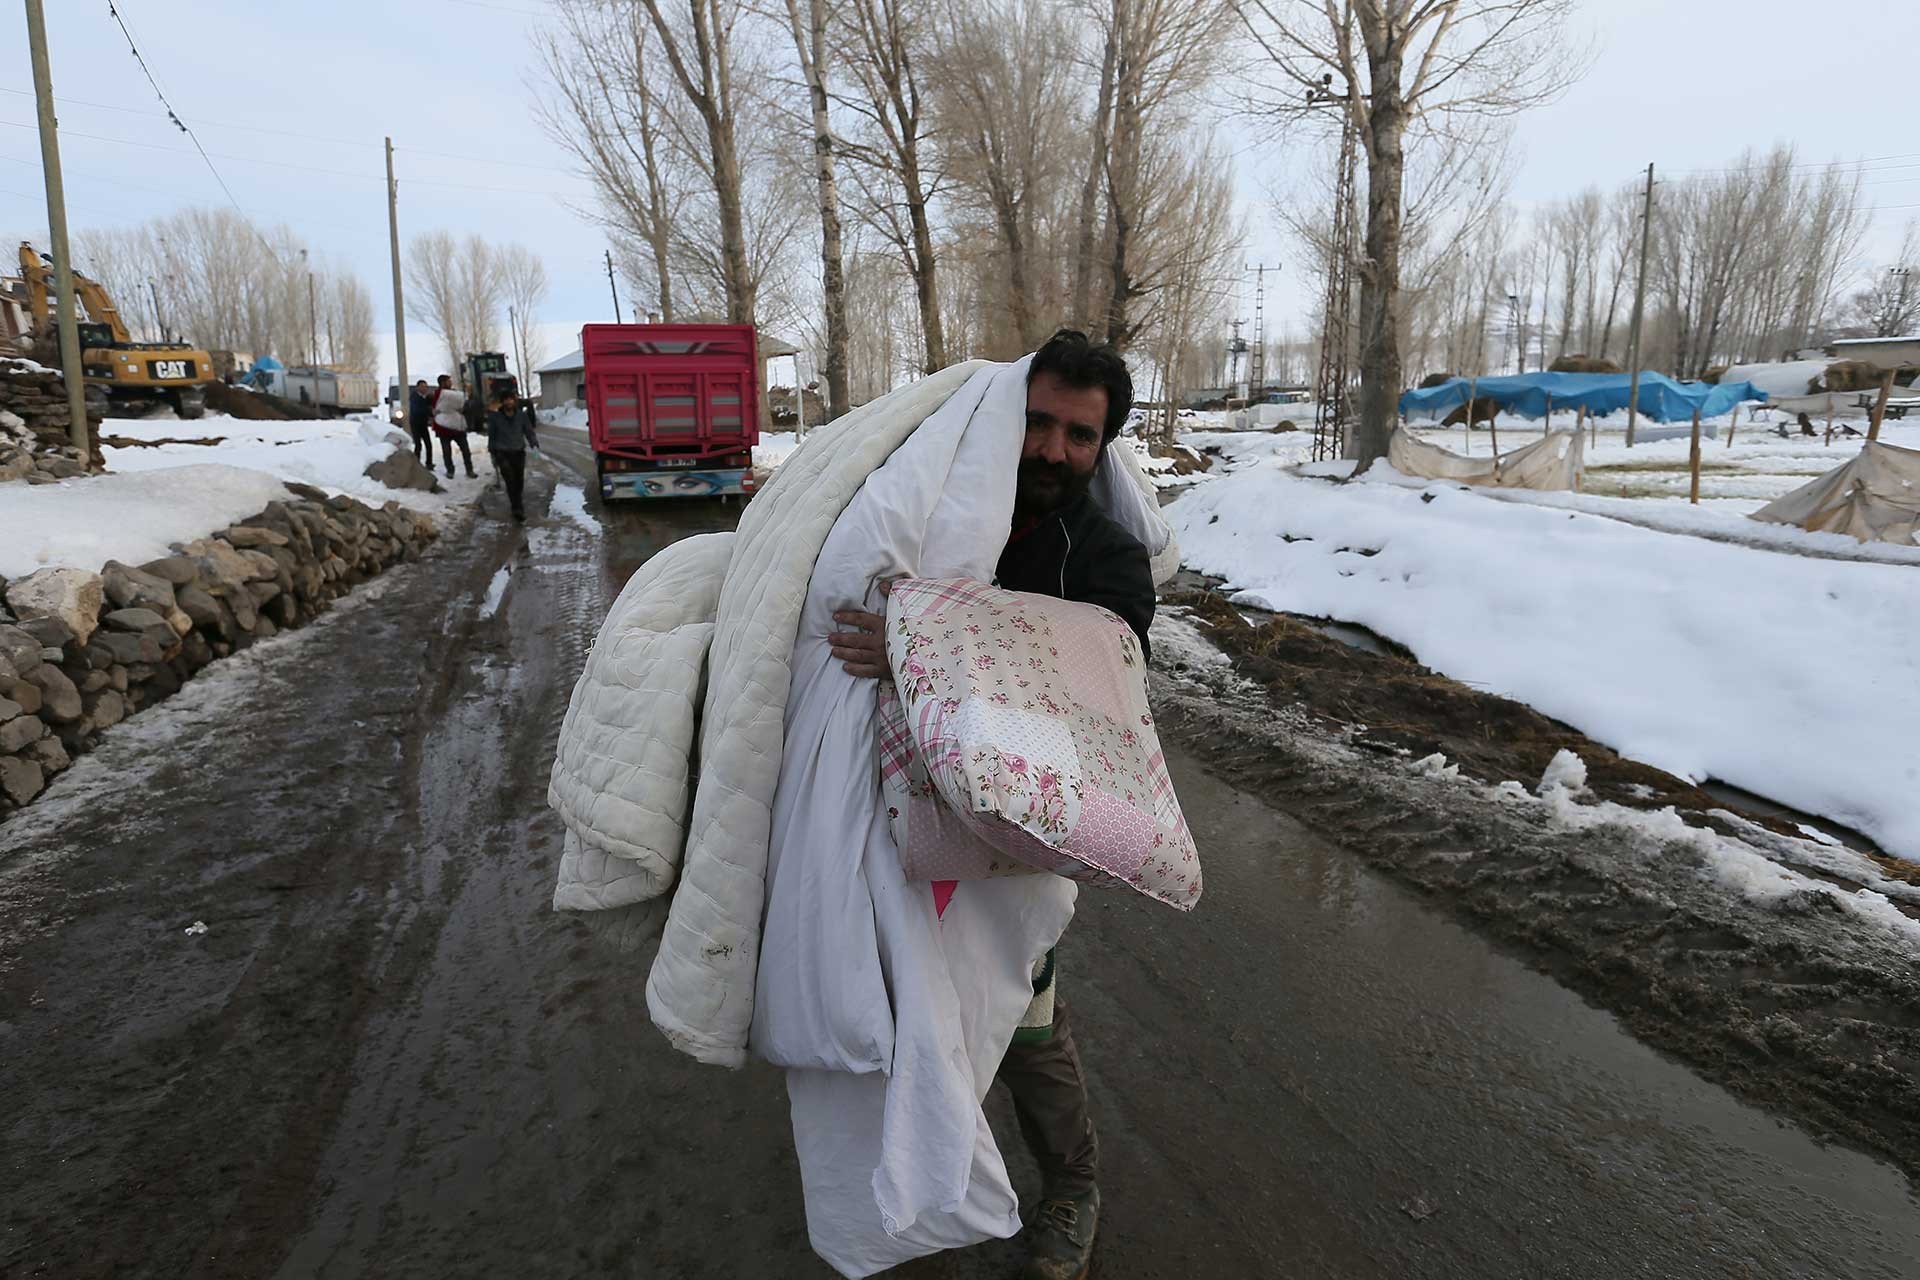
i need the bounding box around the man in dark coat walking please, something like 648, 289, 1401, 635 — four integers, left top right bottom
485, 386, 541, 522
405, 379, 434, 464
826, 330, 1150, 1280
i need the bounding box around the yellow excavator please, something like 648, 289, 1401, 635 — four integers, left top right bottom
17, 242, 213, 419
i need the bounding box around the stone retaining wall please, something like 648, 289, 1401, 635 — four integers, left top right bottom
1, 358, 107, 484
0, 484, 438, 812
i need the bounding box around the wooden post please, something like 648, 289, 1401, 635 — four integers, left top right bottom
1868, 369, 1896, 442
1826, 400, 1836, 446
385, 138, 408, 418
1544, 392, 1552, 437
1725, 404, 1740, 448
1489, 411, 1501, 461
1688, 408, 1703, 504
24, 0, 89, 453
1464, 376, 1478, 455
1624, 162, 1656, 448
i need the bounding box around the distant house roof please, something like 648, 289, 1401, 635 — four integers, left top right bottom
537, 348, 583, 374
1830, 336, 1920, 366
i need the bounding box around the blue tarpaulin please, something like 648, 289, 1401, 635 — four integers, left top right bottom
1398, 372, 1768, 423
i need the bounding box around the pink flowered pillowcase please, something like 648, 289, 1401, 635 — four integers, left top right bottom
877, 577, 1201, 911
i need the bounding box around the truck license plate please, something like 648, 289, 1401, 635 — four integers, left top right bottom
151, 359, 191, 380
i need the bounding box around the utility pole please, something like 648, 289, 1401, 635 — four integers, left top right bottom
1250, 263, 1267, 396
384, 136, 408, 419
147, 278, 165, 342
605, 249, 623, 323
508, 303, 526, 393
24, 0, 89, 453
1624, 162, 1655, 448
306, 261, 319, 367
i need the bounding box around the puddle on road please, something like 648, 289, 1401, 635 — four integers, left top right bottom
478, 567, 510, 620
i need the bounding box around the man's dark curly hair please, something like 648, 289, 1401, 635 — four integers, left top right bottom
1028, 328, 1132, 444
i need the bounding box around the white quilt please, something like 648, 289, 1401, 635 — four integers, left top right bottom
550, 359, 1178, 1078
751, 360, 1080, 1275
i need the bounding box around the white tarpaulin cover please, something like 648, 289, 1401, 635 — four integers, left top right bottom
1749, 441, 1920, 545
1386, 427, 1586, 491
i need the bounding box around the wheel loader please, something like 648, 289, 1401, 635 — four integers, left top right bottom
16, 242, 213, 419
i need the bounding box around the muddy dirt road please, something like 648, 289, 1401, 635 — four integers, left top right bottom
3, 431, 1917, 1279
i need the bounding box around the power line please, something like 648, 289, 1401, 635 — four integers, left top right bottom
0, 150, 379, 235
0, 87, 579, 176
103, 0, 260, 238
0, 119, 584, 195
1670, 151, 1920, 177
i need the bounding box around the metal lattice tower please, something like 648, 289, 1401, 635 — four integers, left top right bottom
1312, 109, 1359, 463
1250, 263, 1266, 396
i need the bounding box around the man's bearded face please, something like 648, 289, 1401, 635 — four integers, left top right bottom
1017, 371, 1108, 517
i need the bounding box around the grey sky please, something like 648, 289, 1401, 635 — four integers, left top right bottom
3, 0, 1914, 379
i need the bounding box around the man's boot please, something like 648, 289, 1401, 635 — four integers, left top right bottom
1021, 1187, 1098, 1280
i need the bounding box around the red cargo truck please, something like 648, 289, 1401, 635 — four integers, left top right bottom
581, 322, 760, 502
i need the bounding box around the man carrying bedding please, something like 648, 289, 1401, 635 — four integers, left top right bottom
829, 328, 1152, 1280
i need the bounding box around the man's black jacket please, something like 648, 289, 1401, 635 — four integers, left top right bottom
995, 488, 1156, 664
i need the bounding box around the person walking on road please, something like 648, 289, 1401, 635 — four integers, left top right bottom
827, 330, 1149, 1280
485, 386, 540, 522
431, 374, 478, 480
406, 379, 434, 464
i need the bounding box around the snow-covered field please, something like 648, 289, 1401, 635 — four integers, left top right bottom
1165, 431, 1920, 863
100, 413, 484, 514
1, 412, 492, 579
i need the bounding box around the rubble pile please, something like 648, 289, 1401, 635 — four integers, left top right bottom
0, 359, 106, 484
0, 483, 438, 812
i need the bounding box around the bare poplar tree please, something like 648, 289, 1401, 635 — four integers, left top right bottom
323, 274, 377, 372
1100, 0, 1227, 349
499, 244, 551, 391
934, 0, 1074, 352
1234, 0, 1586, 470
785, 0, 851, 417
637, 0, 757, 327
406, 231, 504, 373
833, 0, 947, 372
537, 6, 684, 322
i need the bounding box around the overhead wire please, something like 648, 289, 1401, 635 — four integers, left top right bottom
103, 0, 268, 246
0, 119, 584, 196
0, 87, 579, 176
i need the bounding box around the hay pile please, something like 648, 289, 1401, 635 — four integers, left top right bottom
1441, 396, 1499, 427
1815, 360, 1884, 394
1547, 354, 1622, 374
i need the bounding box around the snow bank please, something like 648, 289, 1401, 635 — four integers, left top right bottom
538, 404, 589, 430
1167, 467, 1920, 862
98, 413, 470, 514
754, 430, 798, 471
2, 412, 491, 579
0, 464, 289, 579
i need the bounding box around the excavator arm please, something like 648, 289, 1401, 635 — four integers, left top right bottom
17, 242, 50, 330
71, 274, 130, 344
15, 242, 130, 343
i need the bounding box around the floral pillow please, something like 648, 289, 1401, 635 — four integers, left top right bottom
877, 577, 1201, 911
